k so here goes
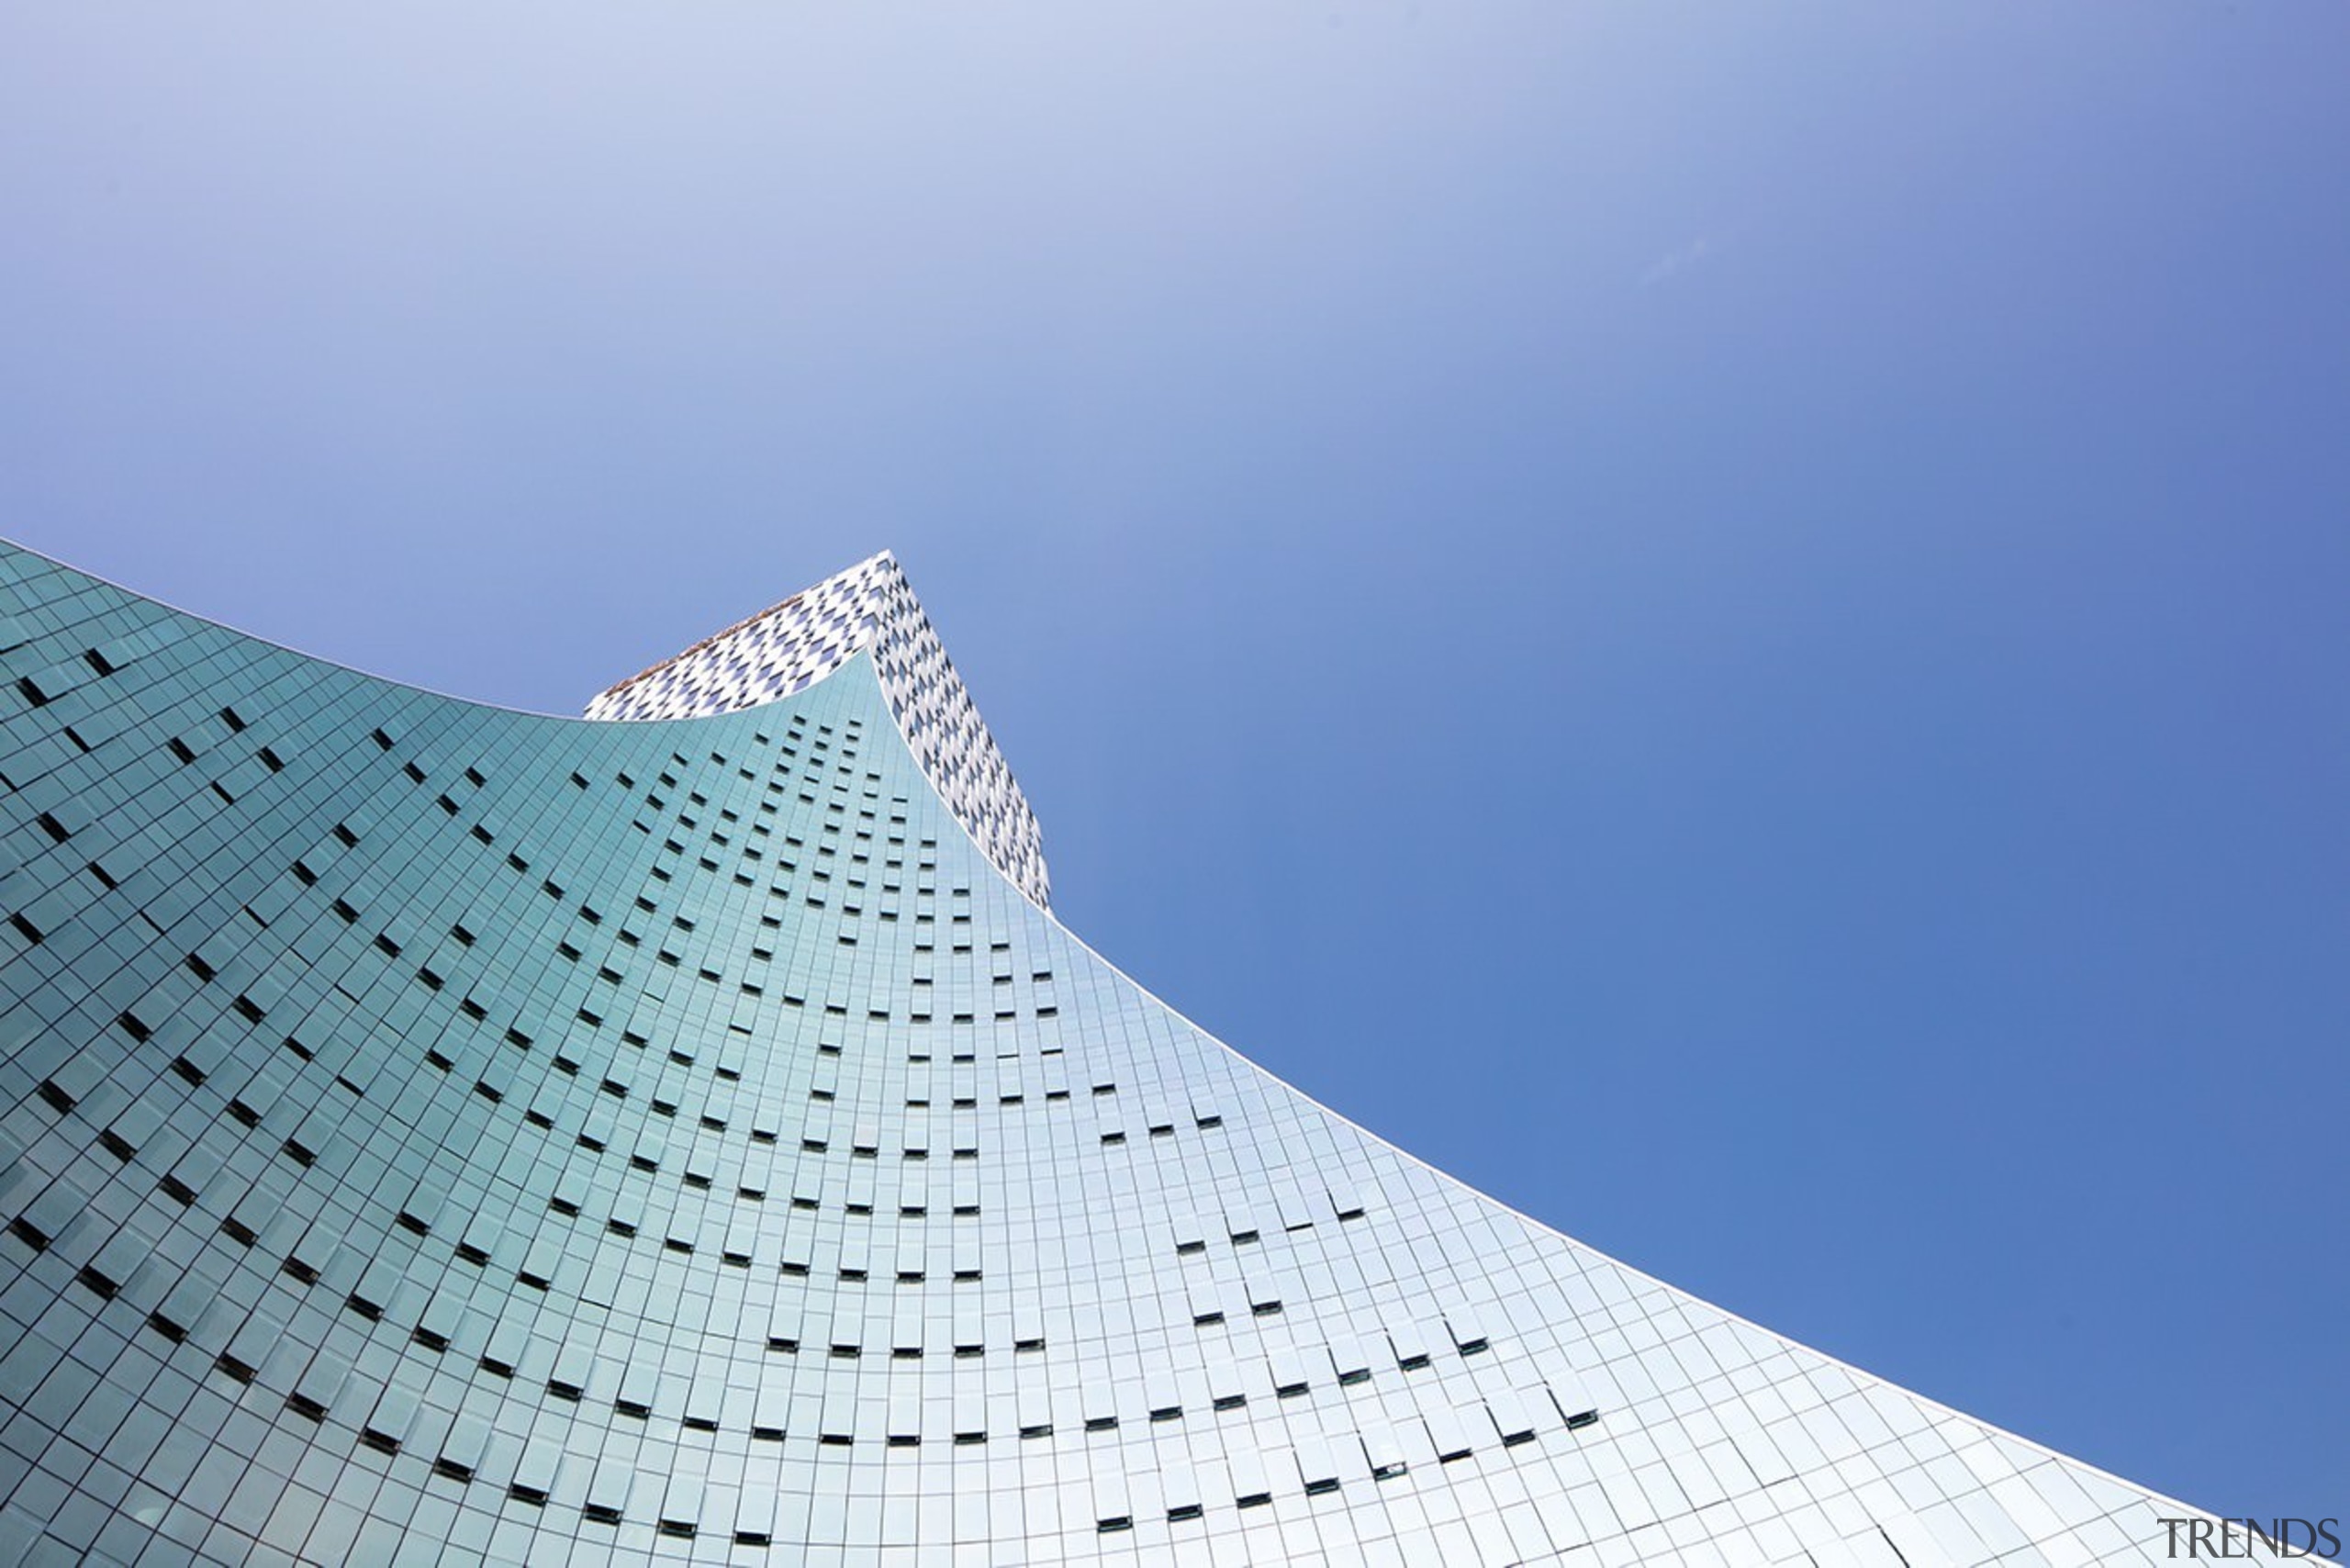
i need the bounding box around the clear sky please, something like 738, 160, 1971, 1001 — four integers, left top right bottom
5, 1, 2344, 1515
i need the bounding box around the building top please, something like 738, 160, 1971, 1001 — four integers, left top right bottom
585, 551, 1051, 907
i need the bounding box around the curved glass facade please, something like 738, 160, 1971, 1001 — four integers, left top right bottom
0, 539, 2202, 1564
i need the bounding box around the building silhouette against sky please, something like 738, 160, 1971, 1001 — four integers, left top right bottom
0, 539, 2215, 1564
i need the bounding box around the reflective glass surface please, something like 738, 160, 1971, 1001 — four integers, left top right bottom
0, 540, 2199, 1564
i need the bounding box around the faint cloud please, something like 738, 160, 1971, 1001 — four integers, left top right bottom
1640, 236, 1714, 287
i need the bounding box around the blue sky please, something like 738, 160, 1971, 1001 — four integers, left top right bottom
5, 2, 2344, 1513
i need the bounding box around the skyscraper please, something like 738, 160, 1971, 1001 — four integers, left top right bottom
0, 539, 2212, 1564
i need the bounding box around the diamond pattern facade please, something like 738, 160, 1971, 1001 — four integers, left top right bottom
587, 553, 1050, 912
0, 538, 2206, 1565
